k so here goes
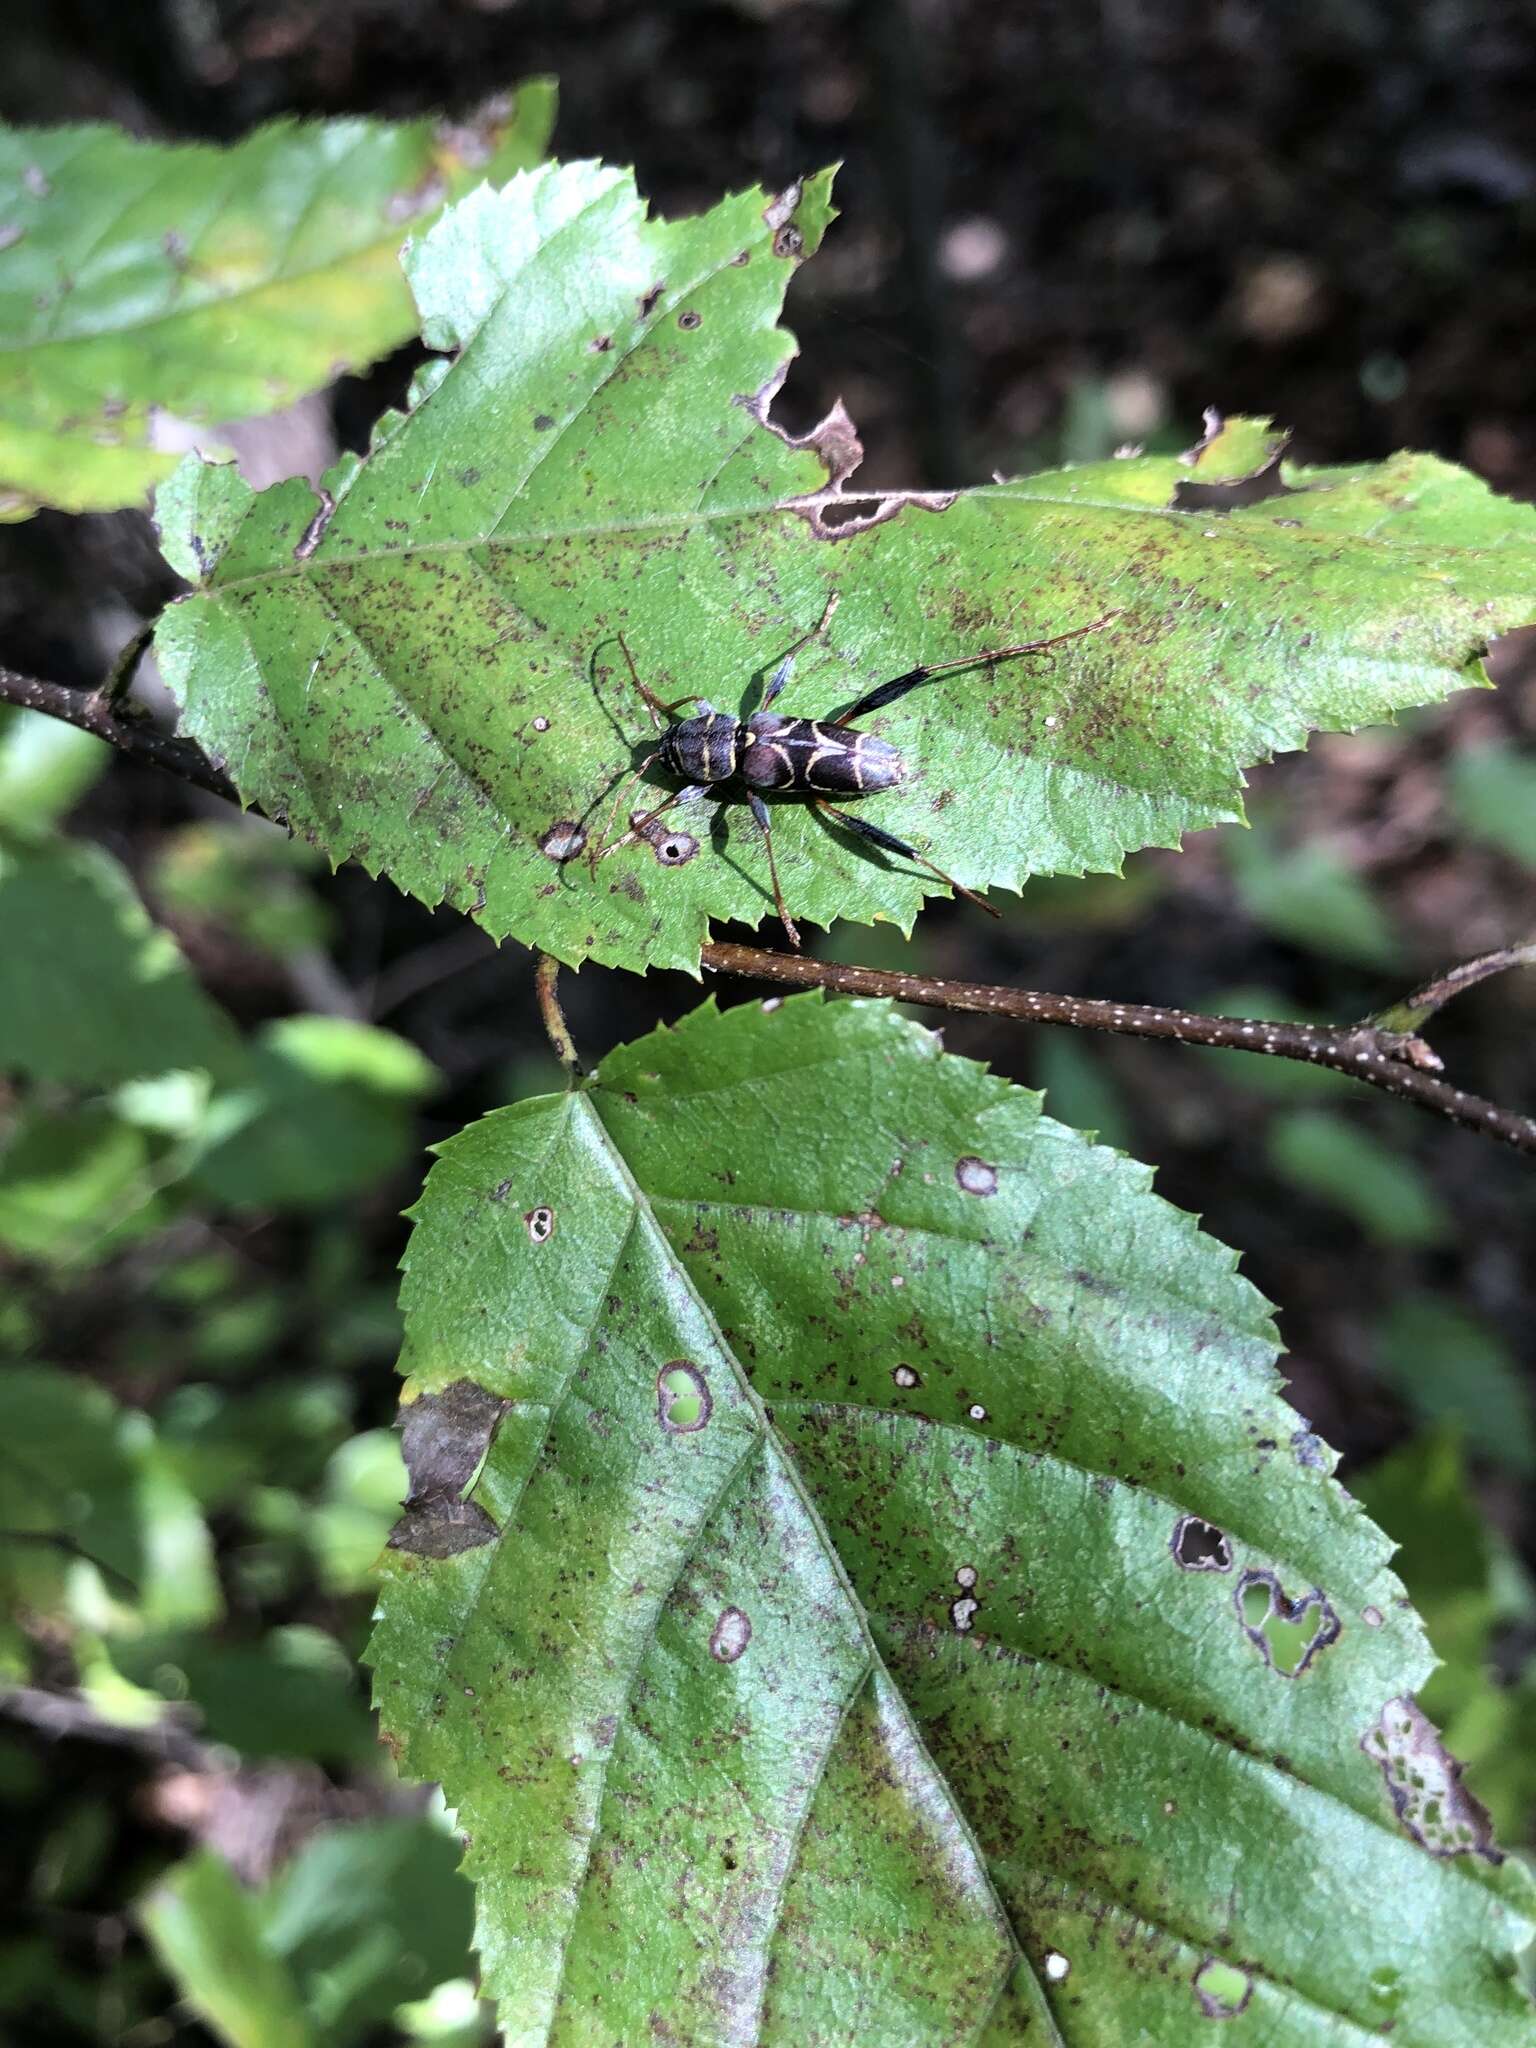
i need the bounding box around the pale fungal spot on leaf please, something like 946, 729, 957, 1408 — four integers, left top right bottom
1361, 1695, 1500, 1861
1171, 1514, 1233, 1572
0, 225, 26, 253
968, 1403, 988, 1422
23, 165, 49, 198
531, 715, 550, 732
1235, 1568, 1340, 1676
709, 1607, 752, 1663
955, 1155, 999, 1196
760, 996, 782, 1013
1363, 1604, 1384, 1628
1194, 1958, 1253, 2020
1042, 1951, 1071, 1983
949, 1595, 979, 1632
656, 1361, 712, 1434
524, 1206, 555, 1245
955, 1565, 978, 1590
892, 1364, 920, 1389
539, 820, 587, 863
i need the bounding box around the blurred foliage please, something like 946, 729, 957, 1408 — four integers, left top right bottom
1376, 1297, 1536, 1478
1448, 743, 1536, 867
1226, 817, 1405, 970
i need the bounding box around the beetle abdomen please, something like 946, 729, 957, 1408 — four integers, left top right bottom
742, 715, 907, 795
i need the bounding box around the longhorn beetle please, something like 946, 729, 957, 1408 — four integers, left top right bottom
589, 598, 1115, 948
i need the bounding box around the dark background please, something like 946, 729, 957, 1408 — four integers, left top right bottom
2, 3, 1534, 2039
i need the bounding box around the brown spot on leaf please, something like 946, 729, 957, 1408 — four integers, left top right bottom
293, 487, 335, 562
532, 413, 555, 431
638, 281, 665, 318
525, 1205, 555, 1244
389, 1380, 507, 1558
540, 820, 587, 863
1361, 1696, 1501, 1861
678, 309, 701, 331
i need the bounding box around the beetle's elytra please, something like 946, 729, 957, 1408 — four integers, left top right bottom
589, 598, 1114, 949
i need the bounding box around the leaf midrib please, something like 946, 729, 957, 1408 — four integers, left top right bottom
578, 1081, 1034, 2030
183, 478, 1488, 601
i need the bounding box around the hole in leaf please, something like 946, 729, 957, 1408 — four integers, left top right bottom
657, 1362, 711, 1433
1194, 1958, 1252, 2020
1235, 1569, 1340, 1676
1172, 1515, 1232, 1572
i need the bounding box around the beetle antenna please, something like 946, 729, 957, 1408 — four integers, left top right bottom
614, 632, 702, 733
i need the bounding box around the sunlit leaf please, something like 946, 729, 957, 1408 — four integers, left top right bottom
369, 993, 1534, 2044
0, 87, 555, 518
155, 163, 1536, 973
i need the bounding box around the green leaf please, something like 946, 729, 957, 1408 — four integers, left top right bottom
0, 88, 555, 519
257, 1817, 476, 2043
368, 994, 1534, 2044
1227, 820, 1404, 969
1265, 1110, 1451, 1246
142, 1851, 317, 2048
0, 1362, 219, 1630
0, 832, 239, 1087
0, 1103, 161, 1264
191, 1014, 439, 1210
1375, 1297, 1536, 1478
1447, 742, 1536, 866
156, 164, 1536, 974
150, 818, 332, 962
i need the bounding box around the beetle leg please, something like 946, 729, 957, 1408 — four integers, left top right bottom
830, 612, 1119, 728
587, 753, 659, 874
602, 783, 707, 861
812, 797, 1000, 919
746, 790, 801, 949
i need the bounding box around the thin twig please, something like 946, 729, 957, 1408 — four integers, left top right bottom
0, 665, 242, 805
701, 941, 1536, 1156
0, 1684, 215, 1769
7, 657, 1532, 1153
534, 954, 582, 1078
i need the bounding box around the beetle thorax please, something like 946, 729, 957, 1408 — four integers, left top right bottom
662, 711, 741, 785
